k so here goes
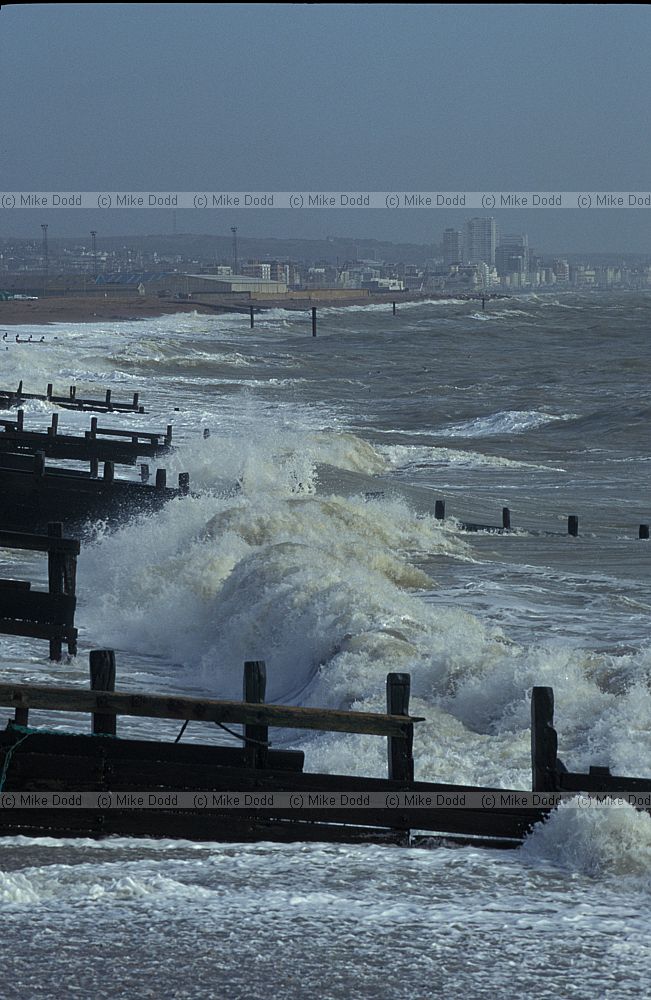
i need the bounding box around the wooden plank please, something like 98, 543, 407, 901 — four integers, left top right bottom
0, 620, 78, 642
0, 754, 548, 840
0, 684, 423, 736
0, 591, 76, 625
0, 528, 80, 554
0, 727, 305, 772
560, 771, 651, 793
0, 810, 406, 846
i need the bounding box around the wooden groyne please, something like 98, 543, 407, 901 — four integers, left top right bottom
0, 453, 190, 532
0, 657, 648, 847
0, 411, 173, 465
0, 522, 78, 661
0, 381, 144, 414
433, 499, 650, 540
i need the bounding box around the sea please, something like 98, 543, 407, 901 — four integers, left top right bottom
0, 291, 650, 999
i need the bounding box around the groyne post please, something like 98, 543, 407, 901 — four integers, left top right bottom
89, 649, 117, 736
386, 673, 414, 782
435, 500, 445, 520
568, 515, 579, 537
640, 524, 649, 539
502, 507, 511, 530
311, 307, 317, 337
531, 686, 559, 792
47, 522, 64, 661
243, 660, 268, 768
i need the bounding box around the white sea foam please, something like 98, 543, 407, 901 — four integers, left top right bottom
522, 800, 651, 879
380, 443, 558, 472
436, 409, 578, 437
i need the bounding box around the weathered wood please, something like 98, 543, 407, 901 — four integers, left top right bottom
0, 385, 142, 413
0, 809, 406, 846
0, 684, 422, 736
47, 522, 64, 660
0, 524, 78, 658
0, 727, 305, 772
244, 660, 268, 768
531, 686, 559, 791
0, 528, 80, 554
0, 619, 78, 642
559, 770, 651, 793
387, 673, 414, 781
89, 650, 117, 736
0, 591, 76, 625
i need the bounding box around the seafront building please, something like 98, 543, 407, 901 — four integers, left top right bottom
465, 217, 497, 266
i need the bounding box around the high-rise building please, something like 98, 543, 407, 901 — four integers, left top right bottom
443, 228, 464, 266
495, 234, 529, 276
552, 258, 570, 282
465, 218, 497, 265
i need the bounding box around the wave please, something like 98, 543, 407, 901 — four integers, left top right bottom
522, 800, 651, 880
435, 410, 578, 438
379, 443, 559, 472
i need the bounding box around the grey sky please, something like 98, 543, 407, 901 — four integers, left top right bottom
1, 3, 649, 250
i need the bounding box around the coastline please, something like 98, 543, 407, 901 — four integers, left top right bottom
0, 291, 500, 326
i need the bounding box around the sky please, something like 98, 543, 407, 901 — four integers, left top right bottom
0, 3, 649, 251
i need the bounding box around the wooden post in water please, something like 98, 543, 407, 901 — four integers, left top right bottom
34, 450, 45, 477
250, 306, 255, 329
89, 417, 98, 439
243, 660, 268, 768
435, 500, 445, 520
16, 409, 24, 431
47, 522, 64, 661
90, 457, 99, 478
311, 307, 317, 338
568, 515, 579, 537
103, 460, 115, 484
69, 385, 76, 400
89, 649, 117, 736
132, 393, 139, 409
386, 673, 414, 781
155, 468, 167, 489
639, 524, 649, 539
392, 301, 396, 316
203, 428, 211, 439
140, 463, 150, 482
502, 507, 511, 530
531, 686, 559, 792
46, 383, 53, 400
178, 472, 190, 495
105, 389, 112, 411
48, 413, 58, 436
165, 425, 173, 445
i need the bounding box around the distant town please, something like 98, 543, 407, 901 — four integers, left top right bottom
1, 220, 650, 304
